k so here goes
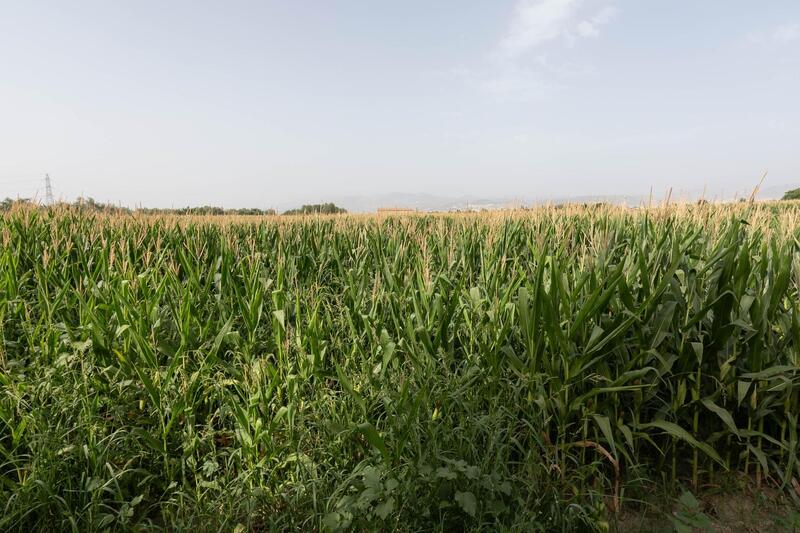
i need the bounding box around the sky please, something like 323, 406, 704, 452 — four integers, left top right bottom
1, 1, 799, 209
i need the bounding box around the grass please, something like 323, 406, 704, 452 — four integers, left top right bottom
1, 201, 799, 531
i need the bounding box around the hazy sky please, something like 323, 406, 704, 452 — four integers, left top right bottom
1, 1, 799, 208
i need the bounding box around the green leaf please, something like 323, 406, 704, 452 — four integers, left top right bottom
385, 478, 399, 493
133, 428, 165, 454
690, 342, 703, 364
357, 486, 380, 509
592, 414, 616, 458
737, 381, 750, 406
209, 317, 233, 359
336, 364, 365, 413
641, 420, 725, 467
375, 497, 395, 519
678, 490, 699, 510
619, 423, 635, 453
362, 466, 381, 491
322, 512, 344, 532
273, 310, 286, 331
379, 329, 396, 378
746, 444, 769, 476
469, 287, 481, 305
357, 422, 388, 461
435, 467, 457, 480
741, 366, 796, 380
701, 398, 739, 438
454, 491, 477, 517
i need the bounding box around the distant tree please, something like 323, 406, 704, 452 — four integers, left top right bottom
135, 206, 276, 216
75, 196, 131, 214
782, 188, 800, 201
1, 197, 16, 211
2, 196, 277, 215
283, 203, 347, 215
0, 197, 35, 211
233, 207, 276, 216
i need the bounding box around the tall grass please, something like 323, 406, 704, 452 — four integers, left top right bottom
0, 202, 799, 530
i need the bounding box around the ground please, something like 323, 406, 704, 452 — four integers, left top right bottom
614, 477, 800, 532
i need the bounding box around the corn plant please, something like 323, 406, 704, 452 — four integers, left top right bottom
0, 202, 798, 531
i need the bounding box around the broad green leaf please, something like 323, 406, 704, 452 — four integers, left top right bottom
592, 414, 617, 458
375, 497, 395, 520
454, 491, 477, 517
701, 398, 739, 438
357, 422, 388, 461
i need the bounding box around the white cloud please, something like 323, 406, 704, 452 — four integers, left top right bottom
576, 6, 618, 38
499, 1, 618, 55
459, 1, 617, 100
500, 0, 582, 56
748, 22, 800, 45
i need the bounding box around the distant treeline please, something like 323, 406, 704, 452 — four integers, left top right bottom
282, 203, 347, 215
0, 197, 277, 215
137, 205, 277, 216
1, 197, 347, 216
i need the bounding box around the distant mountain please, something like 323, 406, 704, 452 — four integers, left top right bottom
327, 193, 523, 213
275, 182, 798, 214
330, 192, 651, 212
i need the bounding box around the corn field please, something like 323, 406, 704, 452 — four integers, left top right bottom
1, 203, 799, 531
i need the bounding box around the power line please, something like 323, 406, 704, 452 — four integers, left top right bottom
0, 174, 53, 204
45, 174, 54, 205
